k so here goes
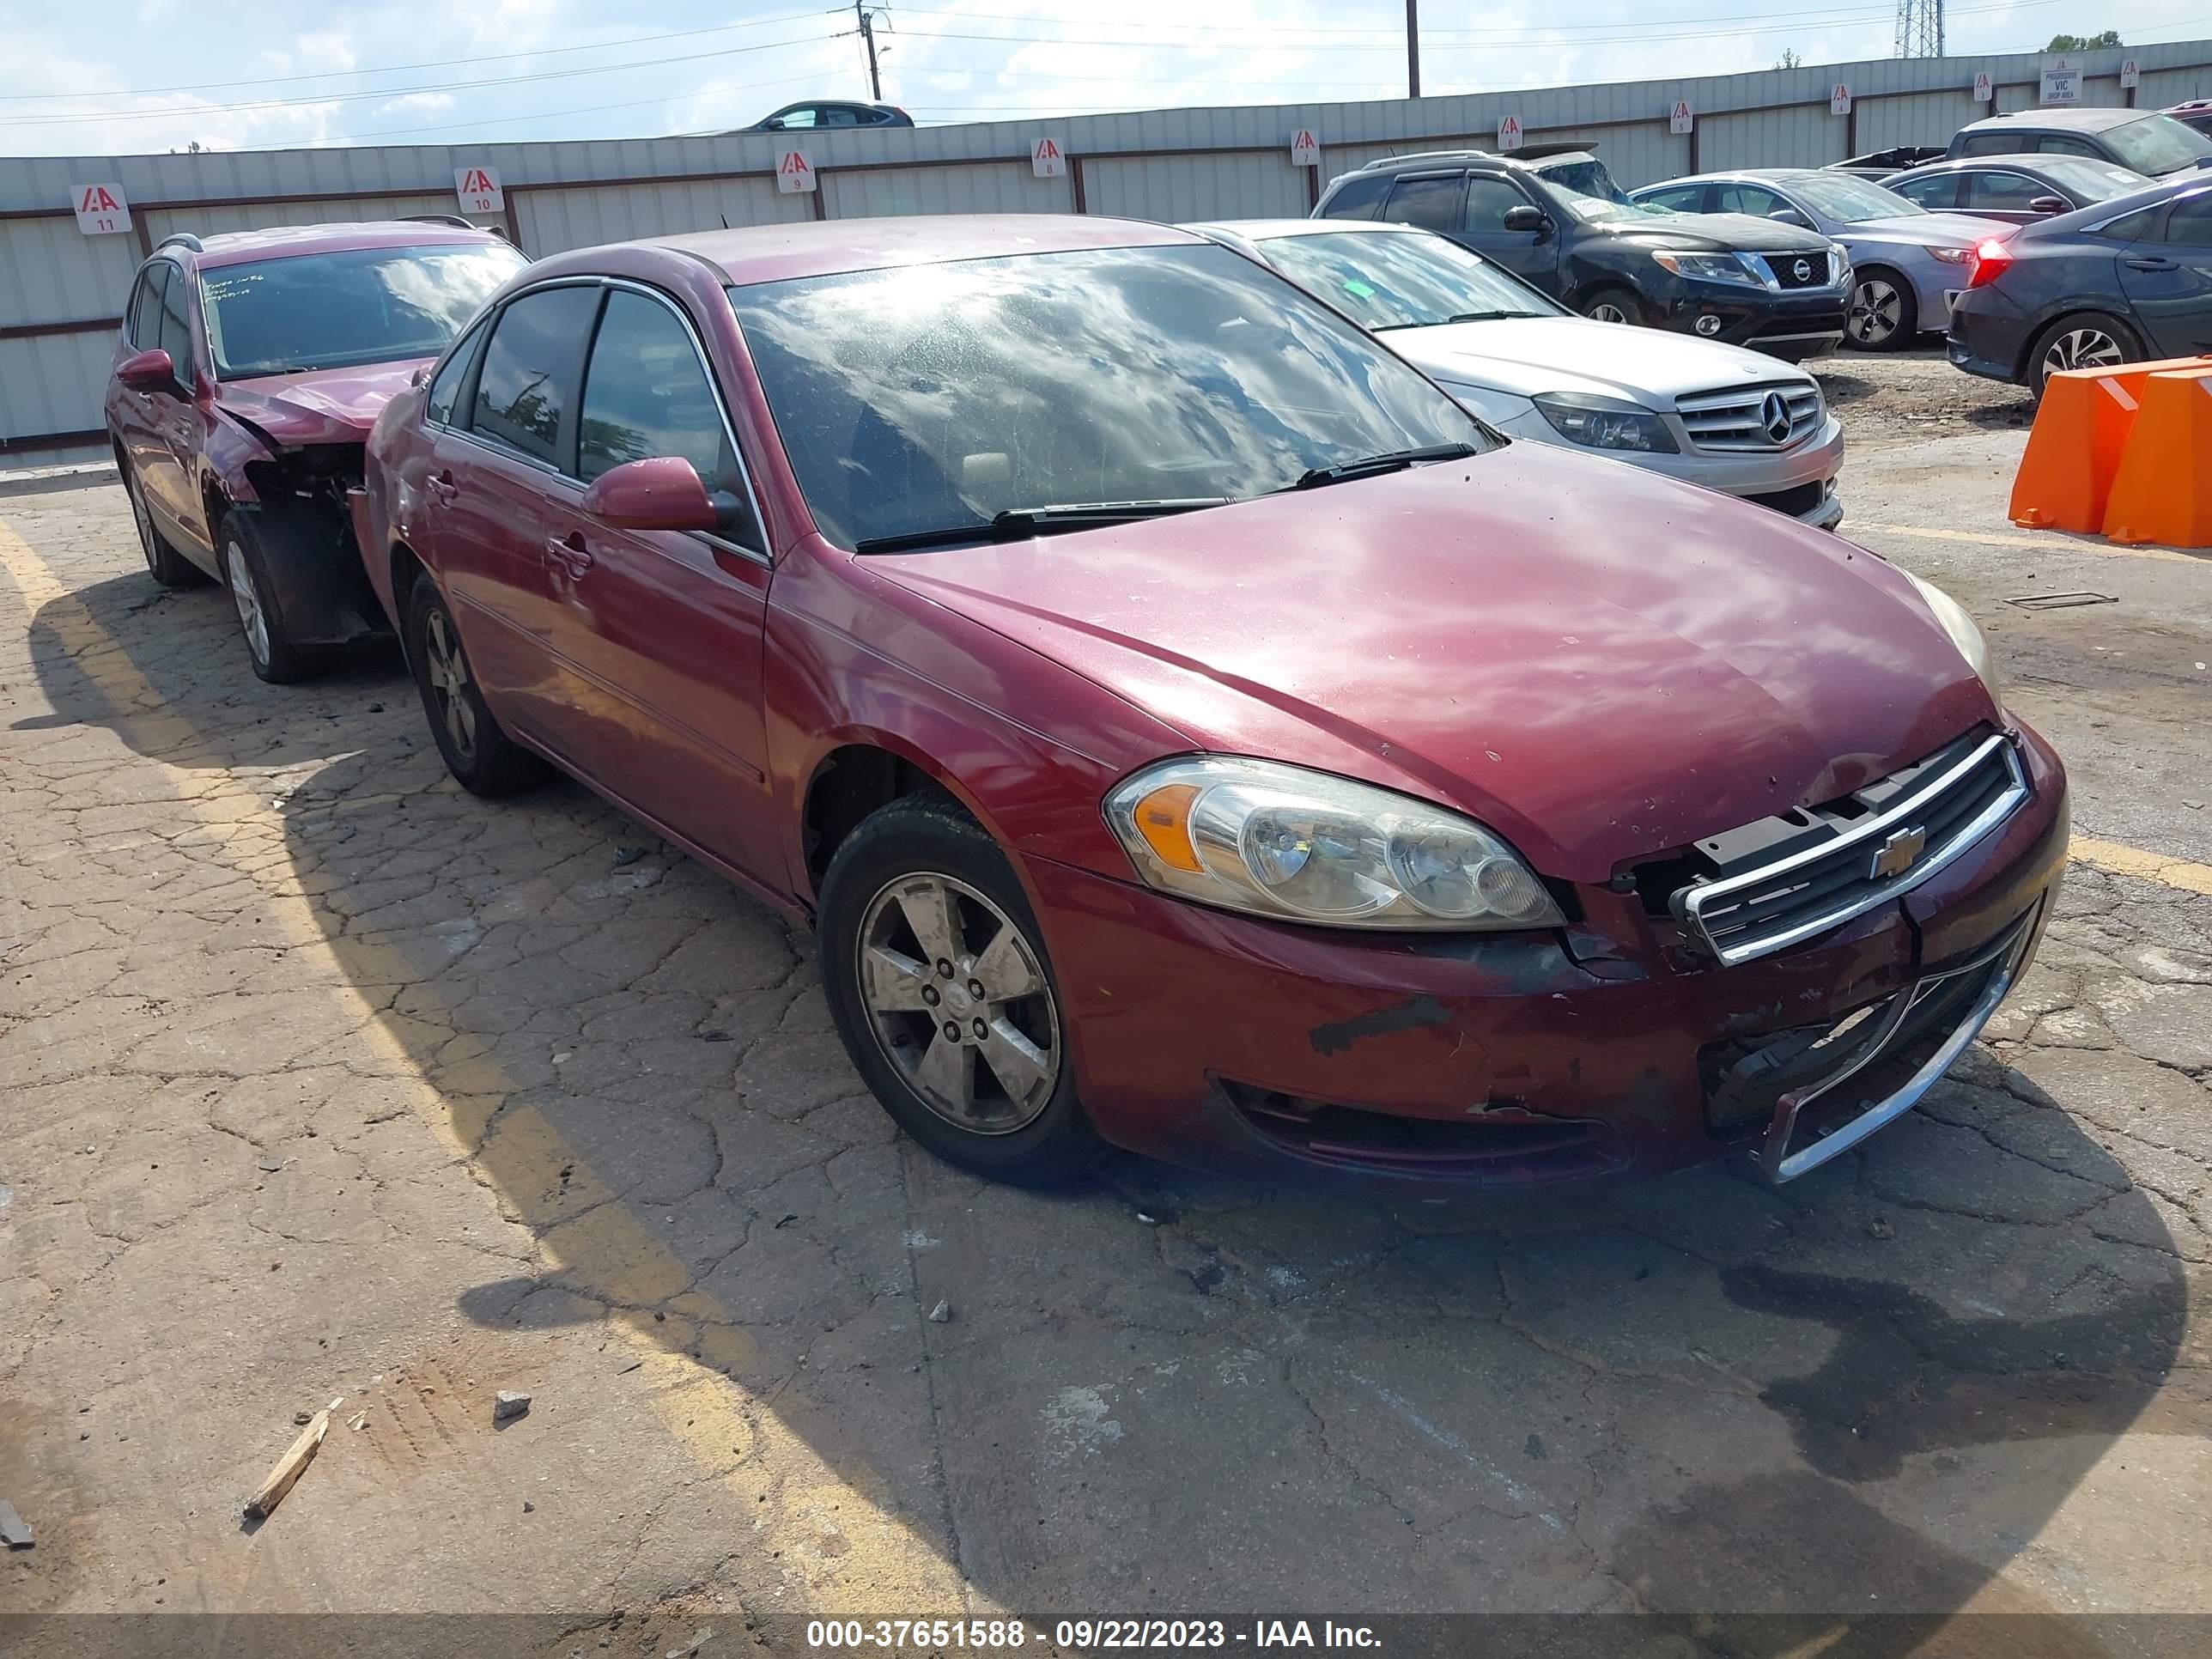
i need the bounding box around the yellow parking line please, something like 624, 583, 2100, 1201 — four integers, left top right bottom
0, 516, 963, 1611
1851, 521, 2209, 565
2071, 835, 2212, 896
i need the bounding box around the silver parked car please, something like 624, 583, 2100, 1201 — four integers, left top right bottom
1630, 168, 2002, 351
1187, 219, 1844, 529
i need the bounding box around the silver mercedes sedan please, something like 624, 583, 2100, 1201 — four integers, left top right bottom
1187, 218, 1845, 530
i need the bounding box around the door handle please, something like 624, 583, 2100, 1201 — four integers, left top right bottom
427, 470, 459, 505
544, 531, 593, 578
2123, 255, 2179, 271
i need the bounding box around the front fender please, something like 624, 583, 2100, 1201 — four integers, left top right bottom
201, 411, 273, 506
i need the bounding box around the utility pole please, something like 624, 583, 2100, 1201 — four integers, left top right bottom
857, 1, 884, 101
1406, 0, 1421, 99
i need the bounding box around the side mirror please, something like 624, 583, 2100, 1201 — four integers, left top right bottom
1768, 207, 1813, 228
2028, 195, 2069, 215
580, 455, 757, 544
116, 347, 175, 393
1501, 204, 1549, 236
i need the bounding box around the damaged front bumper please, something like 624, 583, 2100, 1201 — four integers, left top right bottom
1021, 722, 2068, 1194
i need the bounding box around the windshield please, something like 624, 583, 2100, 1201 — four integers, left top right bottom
2105, 114, 2212, 174
1788, 173, 1923, 222
726, 243, 1490, 551
1530, 158, 1672, 222
1256, 229, 1560, 330
199, 243, 526, 379
2039, 155, 2157, 199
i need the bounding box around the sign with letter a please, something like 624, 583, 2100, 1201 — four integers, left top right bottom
777, 149, 817, 193
1289, 129, 1320, 167
454, 166, 504, 213
1031, 136, 1066, 178
1669, 100, 1693, 136
1497, 113, 1523, 151
73, 182, 131, 234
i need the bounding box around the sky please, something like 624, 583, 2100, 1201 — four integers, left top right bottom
0, 0, 2204, 157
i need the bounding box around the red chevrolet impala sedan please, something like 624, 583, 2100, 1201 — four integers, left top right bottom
356, 215, 2067, 1194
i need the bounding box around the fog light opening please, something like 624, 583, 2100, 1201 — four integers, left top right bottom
1694, 314, 1723, 337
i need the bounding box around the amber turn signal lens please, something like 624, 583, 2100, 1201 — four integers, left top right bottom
1131, 782, 1206, 873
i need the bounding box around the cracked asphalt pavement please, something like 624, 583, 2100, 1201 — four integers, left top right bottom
2, 392, 2209, 1653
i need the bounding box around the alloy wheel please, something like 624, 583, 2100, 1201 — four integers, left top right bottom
1586, 301, 1631, 324
225, 540, 270, 666
421, 608, 479, 763
1848, 278, 1903, 346
2043, 327, 2124, 379
856, 872, 1060, 1135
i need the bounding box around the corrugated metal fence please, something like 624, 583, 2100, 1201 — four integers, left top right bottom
5, 41, 2209, 460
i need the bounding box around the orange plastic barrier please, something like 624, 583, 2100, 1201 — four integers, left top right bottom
2008, 356, 2208, 533
2102, 366, 2212, 549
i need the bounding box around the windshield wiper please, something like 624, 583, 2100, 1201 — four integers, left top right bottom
853, 497, 1230, 554
1288, 442, 1480, 490
1445, 310, 1530, 324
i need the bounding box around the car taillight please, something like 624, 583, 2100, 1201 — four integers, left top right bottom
1966, 236, 2014, 289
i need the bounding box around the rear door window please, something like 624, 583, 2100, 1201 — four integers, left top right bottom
1960, 131, 2030, 157
2035, 134, 2105, 159
1638, 184, 1708, 213
469, 284, 603, 468
2163, 192, 2212, 246
1382, 173, 1467, 232
1892, 173, 1960, 210
1317, 172, 1392, 221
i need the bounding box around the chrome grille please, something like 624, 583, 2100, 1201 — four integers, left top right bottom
1675, 382, 1826, 452
1758, 251, 1832, 289
1674, 732, 2029, 967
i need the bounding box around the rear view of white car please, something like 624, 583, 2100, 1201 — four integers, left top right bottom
1188, 219, 1844, 528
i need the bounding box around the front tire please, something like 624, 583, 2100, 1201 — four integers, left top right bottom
127, 468, 204, 588
1845, 267, 1917, 351
818, 792, 1104, 1187
1578, 284, 1646, 326
219, 509, 324, 684
2027, 311, 2143, 400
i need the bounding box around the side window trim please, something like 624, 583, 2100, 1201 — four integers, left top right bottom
590, 276, 772, 562
426, 315, 491, 429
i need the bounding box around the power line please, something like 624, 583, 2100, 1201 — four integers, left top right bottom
0, 28, 855, 128
0, 8, 845, 103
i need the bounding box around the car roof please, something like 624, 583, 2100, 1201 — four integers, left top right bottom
1636, 169, 1822, 186
1893, 153, 2055, 173
176, 220, 507, 270
1960, 107, 2150, 133
575, 214, 1200, 288
1185, 217, 1427, 240
1350, 145, 1595, 175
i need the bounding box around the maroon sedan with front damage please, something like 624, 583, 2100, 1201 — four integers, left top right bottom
105, 220, 525, 682
357, 215, 2067, 1194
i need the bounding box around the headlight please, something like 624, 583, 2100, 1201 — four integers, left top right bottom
1902, 570, 2002, 710
1532, 392, 1679, 453
1650, 249, 1764, 287
1929, 246, 1974, 265
1829, 242, 1853, 283
1104, 757, 1565, 932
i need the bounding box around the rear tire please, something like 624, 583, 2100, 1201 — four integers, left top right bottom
818, 791, 1105, 1188
2027, 310, 2142, 400
127, 467, 205, 588
219, 509, 325, 684
1844, 267, 1918, 351
404, 571, 547, 797
1578, 284, 1647, 326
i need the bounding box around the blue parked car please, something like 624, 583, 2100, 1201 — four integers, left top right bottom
1632, 167, 2004, 350
1948, 172, 2212, 398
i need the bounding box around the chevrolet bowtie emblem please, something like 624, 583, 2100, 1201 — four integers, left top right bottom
1870, 826, 1928, 881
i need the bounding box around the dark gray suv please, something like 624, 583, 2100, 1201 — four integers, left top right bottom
1315, 148, 1850, 360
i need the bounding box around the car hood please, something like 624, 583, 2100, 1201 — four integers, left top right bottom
1838, 212, 2003, 248
216, 359, 431, 446
876, 444, 1990, 883
1605, 209, 1830, 252
1382, 315, 1808, 406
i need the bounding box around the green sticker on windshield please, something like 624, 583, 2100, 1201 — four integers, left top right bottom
1342, 278, 1376, 298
